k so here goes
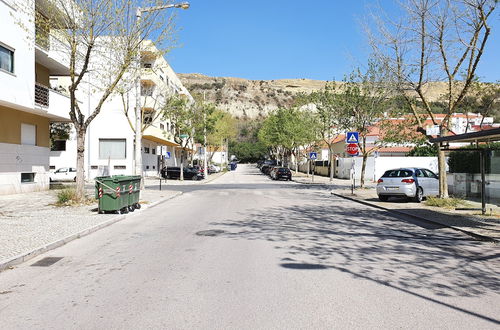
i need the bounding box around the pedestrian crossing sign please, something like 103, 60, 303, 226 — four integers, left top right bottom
309, 152, 317, 160
346, 132, 359, 144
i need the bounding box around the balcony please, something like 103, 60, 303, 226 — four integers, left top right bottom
34, 83, 71, 121
35, 29, 71, 75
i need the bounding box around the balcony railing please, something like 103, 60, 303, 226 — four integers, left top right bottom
35, 83, 49, 107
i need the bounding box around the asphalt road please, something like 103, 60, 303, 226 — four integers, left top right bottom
0, 165, 499, 329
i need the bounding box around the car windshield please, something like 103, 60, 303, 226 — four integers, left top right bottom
382, 169, 413, 178
278, 168, 289, 172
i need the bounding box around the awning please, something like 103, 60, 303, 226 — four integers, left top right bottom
430, 127, 500, 144
143, 135, 179, 147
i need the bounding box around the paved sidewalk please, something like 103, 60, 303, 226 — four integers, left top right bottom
293, 171, 500, 241
0, 172, 225, 271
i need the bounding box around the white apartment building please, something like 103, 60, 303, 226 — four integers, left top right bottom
50, 41, 194, 179
0, 0, 72, 195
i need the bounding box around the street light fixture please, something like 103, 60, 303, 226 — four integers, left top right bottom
134, 2, 189, 184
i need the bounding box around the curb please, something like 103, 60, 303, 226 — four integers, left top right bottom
332, 193, 498, 243
0, 191, 183, 273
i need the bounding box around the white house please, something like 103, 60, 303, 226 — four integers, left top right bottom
0, 0, 73, 195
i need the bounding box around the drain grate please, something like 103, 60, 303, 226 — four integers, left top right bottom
31, 257, 63, 267
196, 230, 225, 237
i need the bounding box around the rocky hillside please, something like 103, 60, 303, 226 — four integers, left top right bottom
178, 73, 484, 119
178, 73, 329, 119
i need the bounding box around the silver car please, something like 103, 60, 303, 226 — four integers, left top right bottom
376, 168, 439, 203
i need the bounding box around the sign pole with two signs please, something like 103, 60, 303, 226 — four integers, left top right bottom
345, 132, 359, 194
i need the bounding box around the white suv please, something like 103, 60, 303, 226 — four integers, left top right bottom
50, 167, 77, 182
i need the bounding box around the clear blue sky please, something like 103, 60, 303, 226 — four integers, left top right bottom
166, 0, 499, 82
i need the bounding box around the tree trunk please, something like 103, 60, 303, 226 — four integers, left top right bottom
437, 143, 448, 198
75, 128, 86, 201
360, 153, 368, 188
180, 149, 185, 181
329, 146, 334, 182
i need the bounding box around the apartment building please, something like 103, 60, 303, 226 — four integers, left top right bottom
50, 41, 194, 179
0, 0, 72, 194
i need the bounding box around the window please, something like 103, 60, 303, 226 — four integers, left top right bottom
21, 172, 35, 183
51, 140, 66, 151
0, 44, 14, 73
160, 123, 164, 130
99, 139, 126, 159
91, 165, 98, 170
152, 148, 156, 155
69, 168, 76, 172
114, 165, 126, 170
21, 123, 36, 146
144, 147, 150, 154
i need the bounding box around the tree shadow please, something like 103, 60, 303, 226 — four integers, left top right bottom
208, 198, 499, 300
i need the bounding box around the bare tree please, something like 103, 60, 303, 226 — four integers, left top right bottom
19, 0, 179, 200
366, 0, 497, 197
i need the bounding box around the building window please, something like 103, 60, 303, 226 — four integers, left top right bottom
51, 140, 66, 151
152, 148, 156, 155
114, 165, 126, 170
146, 165, 149, 170
21, 172, 35, 183
144, 147, 150, 154
21, 123, 36, 146
160, 123, 164, 130
99, 139, 126, 159
91, 165, 98, 169
0, 44, 14, 73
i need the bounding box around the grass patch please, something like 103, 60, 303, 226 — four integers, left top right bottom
55, 188, 95, 206
424, 196, 470, 209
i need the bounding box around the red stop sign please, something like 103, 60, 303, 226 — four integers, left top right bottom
346, 143, 359, 156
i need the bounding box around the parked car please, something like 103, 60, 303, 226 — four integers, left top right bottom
208, 164, 221, 174
376, 168, 439, 203
271, 167, 292, 181
50, 167, 77, 182
160, 166, 203, 180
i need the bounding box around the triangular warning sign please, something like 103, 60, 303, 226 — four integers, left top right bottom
347, 133, 358, 143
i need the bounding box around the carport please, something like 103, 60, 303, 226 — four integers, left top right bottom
431, 127, 500, 214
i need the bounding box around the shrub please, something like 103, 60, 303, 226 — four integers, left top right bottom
56, 188, 77, 205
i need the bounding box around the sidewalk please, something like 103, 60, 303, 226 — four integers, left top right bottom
293, 171, 500, 242
0, 172, 225, 271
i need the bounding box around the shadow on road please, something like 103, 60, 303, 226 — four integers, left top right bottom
208, 198, 499, 300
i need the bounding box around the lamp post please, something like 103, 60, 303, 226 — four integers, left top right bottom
134, 2, 189, 185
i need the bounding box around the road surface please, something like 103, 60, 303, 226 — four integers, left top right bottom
0, 164, 499, 329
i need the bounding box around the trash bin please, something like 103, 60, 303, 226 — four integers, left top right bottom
95, 175, 133, 214
127, 175, 141, 211
230, 162, 237, 171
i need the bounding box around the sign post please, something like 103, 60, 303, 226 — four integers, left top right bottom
309, 152, 317, 183
345, 132, 359, 194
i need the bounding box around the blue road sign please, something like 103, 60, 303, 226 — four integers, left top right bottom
165, 151, 171, 159
346, 132, 359, 144
309, 152, 317, 160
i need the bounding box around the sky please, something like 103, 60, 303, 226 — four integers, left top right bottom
166, 0, 499, 82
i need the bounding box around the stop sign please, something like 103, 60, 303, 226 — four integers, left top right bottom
346, 143, 359, 156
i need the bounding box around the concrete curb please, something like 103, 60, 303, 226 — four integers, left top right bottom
332, 193, 498, 243
0, 191, 184, 272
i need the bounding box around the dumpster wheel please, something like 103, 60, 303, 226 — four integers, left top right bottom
135, 203, 141, 209
128, 205, 135, 212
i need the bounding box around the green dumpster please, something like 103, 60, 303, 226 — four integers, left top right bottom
127, 175, 141, 211
95, 176, 132, 214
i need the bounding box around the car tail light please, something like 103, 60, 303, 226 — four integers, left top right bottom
401, 178, 415, 184
377, 179, 383, 183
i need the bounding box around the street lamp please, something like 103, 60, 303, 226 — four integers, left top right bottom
134, 2, 189, 184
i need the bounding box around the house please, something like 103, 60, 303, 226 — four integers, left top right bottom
50, 41, 194, 179
0, 0, 73, 194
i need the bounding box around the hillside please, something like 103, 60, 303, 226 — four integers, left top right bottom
178, 73, 329, 118
178, 73, 484, 119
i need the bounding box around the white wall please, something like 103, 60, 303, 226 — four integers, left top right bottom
0, 0, 36, 110
0, 142, 49, 194
336, 156, 440, 181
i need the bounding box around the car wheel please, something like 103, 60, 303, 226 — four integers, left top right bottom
378, 195, 389, 202
192, 175, 198, 181
413, 187, 423, 203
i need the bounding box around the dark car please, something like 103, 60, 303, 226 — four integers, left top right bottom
272, 167, 292, 181
161, 166, 202, 180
